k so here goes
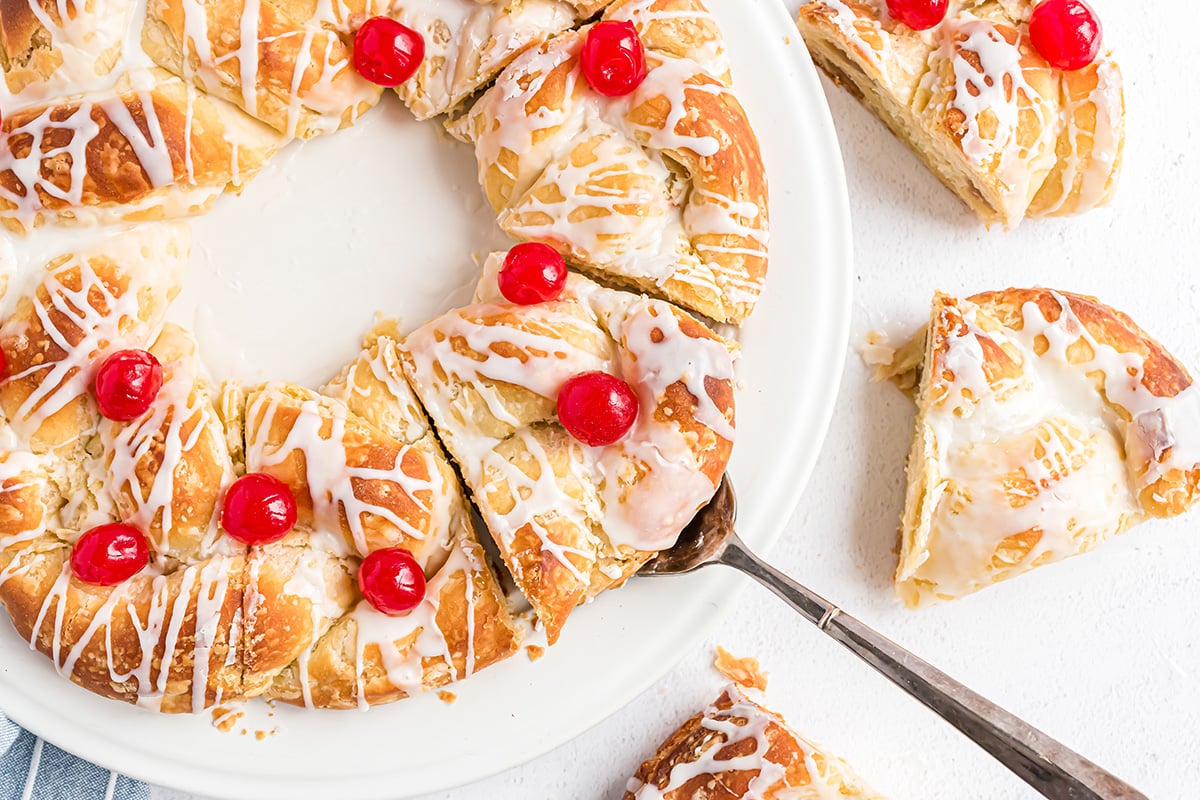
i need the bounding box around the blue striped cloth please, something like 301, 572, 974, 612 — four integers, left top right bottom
0, 712, 147, 800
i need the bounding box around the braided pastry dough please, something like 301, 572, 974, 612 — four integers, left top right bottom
796, 0, 1124, 227
399, 253, 735, 644
0, 225, 250, 713
626, 683, 882, 799
451, 0, 768, 324
881, 289, 1200, 606
0, 232, 523, 711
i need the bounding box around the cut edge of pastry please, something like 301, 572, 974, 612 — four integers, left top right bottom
892, 298, 940, 607
795, 13, 1007, 227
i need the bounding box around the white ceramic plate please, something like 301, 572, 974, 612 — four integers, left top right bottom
0, 0, 852, 796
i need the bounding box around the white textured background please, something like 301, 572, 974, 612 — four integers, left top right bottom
157, 0, 1200, 797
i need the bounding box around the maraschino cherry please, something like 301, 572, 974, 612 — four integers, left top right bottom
0, 347, 8, 381
886, 0, 948, 31
557, 371, 639, 446
1029, 0, 1102, 71
353, 16, 425, 87
498, 243, 568, 305
580, 20, 647, 97
221, 473, 298, 545
358, 548, 426, 615
71, 523, 150, 585
94, 349, 162, 421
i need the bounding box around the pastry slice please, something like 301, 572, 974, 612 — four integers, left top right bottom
796, 0, 1124, 227
0, 69, 287, 233
142, 0, 381, 139
240, 337, 520, 709
399, 251, 735, 643
451, 0, 768, 324
887, 289, 1200, 606
626, 683, 882, 799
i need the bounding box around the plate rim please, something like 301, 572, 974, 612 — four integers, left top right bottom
0, 0, 854, 795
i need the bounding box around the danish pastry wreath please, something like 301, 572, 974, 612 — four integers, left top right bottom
0, 0, 764, 711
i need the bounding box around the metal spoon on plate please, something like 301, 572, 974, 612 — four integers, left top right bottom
640, 475, 1148, 800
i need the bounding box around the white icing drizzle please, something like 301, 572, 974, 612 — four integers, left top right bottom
101, 328, 235, 558
1036, 55, 1123, 215
626, 684, 851, 800
244, 385, 444, 563
922, 11, 1055, 204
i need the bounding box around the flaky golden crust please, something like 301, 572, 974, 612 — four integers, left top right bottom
0, 70, 285, 232
796, 0, 1125, 228
626, 686, 882, 799
142, 0, 380, 138
400, 256, 735, 643
455, 0, 768, 324
891, 288, 1200, 606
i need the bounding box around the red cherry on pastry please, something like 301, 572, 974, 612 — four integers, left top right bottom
94, 349, 163, 421
358, 548, 426, 615
353, 16, 425, 87
0, 347, 8, 380
221, 473, 298, 545
885, 0, 948, 30
498, 243, 568, 305
557, 371, 639, 446
580, 20, 648, 97
71, 523, 150, 585
1029, 0, 1102, 71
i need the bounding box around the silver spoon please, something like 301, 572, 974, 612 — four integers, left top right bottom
641, 476, 1149, 800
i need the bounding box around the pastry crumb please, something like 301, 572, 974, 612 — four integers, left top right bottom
437, 690, 457, 705
861, 328, 924, 395
525, 645, 545, 662
714, 646, 768, 691
211, 704, 245, 733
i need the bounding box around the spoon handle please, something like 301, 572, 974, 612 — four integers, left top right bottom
719, 537, 1148, 800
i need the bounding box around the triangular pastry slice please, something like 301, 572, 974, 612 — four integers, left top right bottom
240, 343, 521, 709
626, 683, 883, 799
451, 0, 767, 324
399, 252, 735, 643
795, 0, 1124, 227
887, 289, 1200, 606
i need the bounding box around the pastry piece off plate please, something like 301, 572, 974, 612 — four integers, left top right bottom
0, 0, 851, 796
